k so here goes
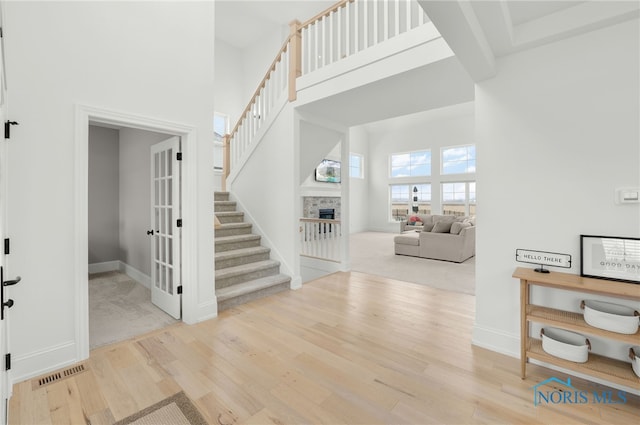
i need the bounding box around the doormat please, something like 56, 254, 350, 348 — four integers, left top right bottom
114, 391, 208, 425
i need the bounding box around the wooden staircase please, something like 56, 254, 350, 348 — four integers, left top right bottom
214, 192, 291, 311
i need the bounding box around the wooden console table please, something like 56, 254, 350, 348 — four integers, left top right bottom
513, 267, 640, 388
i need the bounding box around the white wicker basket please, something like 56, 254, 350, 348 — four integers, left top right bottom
630, 347, 640, 378
541, 327, 590, 363
580, 300, 639, 335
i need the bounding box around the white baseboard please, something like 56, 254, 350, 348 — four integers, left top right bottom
11, 341, 77, 384
471, 324, 519, 358
119, 262, 151, 289
88, 261, 151, 288
88, 261, 119, 274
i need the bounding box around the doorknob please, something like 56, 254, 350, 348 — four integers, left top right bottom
147, 230, 154, 235
2, 299, 13, 309
3, 276, 21, 286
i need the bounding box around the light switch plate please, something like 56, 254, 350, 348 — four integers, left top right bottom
616, 187, 640, 204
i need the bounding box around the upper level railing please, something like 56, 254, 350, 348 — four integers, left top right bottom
222, 0, 430, 190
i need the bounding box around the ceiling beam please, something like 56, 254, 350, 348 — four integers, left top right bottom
418, 0, 496, 82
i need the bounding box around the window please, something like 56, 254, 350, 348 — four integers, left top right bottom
349, 153, 363, 178
441, 145, 476, 174
390, 184, 431, 221
442, 181, 476, 216
390, 150, 431, 177
213, 113, 229, 171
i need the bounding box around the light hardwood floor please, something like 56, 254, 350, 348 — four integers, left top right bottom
9, 271, 640, 424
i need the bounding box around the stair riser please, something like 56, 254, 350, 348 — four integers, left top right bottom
218, 281, 290, 312
215, 226, 252, 238
215, 252, 271, 270
216, 214, 244, 224
214, 203, 237, 212
214, 193, 229, 202
216, 266, 280, 289
215, 239, 261, 252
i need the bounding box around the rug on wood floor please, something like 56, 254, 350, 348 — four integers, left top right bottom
350, 232, 475, 295
113, 391, 208, 425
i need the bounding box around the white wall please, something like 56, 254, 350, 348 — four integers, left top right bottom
349, 126, 370, 233
119, 128, 173, 276
474, 19, 640, 365
215, 39, 246, 125
4, 1, 215, 381
366, 103, 475, 232
242, 26, 289, 102
230, 105, 300, 286
88, 126, 120, 264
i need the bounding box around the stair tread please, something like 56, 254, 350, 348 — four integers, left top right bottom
215, 259, 280, 279
216, 274, 291, 302
214, 200, 236, 205
217, 222, 251, 229
214, 211, 244, 216
215, 246, 270, 260
215, 234, 261, 244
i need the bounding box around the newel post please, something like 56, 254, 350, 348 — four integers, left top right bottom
288, 20, 302, 102
222, 134, 231, 192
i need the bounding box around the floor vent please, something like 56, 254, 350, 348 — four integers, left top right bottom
32, 363, 88, 389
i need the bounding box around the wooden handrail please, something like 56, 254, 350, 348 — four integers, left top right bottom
228, 34, 293, 139
300, 0, 354, 29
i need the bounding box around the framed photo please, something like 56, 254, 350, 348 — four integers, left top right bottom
580, 235, 640, 284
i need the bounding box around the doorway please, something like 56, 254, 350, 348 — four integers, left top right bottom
75, 105, 200, 360
87, 125, 180, 349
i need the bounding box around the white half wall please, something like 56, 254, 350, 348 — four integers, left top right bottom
4, 1, 215, 382
474, 18, 640, 366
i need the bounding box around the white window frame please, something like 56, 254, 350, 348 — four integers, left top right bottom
441, 181, 476, 216
390, 150, 431, 178
441, 144, 476, 175
389, 183, 432, 222
349, 153, 364, 179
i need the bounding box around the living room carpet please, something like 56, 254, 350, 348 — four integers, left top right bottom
113, 391, 207, 425
349, 231, 475, 295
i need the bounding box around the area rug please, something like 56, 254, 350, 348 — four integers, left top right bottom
114, 391, 208, 425
349, 232, 475, 295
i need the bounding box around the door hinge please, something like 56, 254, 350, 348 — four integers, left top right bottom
3, 239, 8, 255
4, 121, 19, 139
5, 354, 10, 371
0, 27, 3, 38
177, 286, 182, 295
177, 219, 182, 228
176, 152, 182, 161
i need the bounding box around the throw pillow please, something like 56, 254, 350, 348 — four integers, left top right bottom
432, 221, 453, 233
421, 223, 435, 232
450, 221, 471, 235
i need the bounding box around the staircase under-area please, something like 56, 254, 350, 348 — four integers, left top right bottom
214, 192, 291, 311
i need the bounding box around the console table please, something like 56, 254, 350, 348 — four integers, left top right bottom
513, 267, 640, 388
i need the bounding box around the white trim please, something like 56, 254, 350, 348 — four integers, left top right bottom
75, 104, 211, 360
471, 324, 519, 358
87, 261, 120, 274
120, 262, 151, 289
11, 341, 76, 383
88, 261, 151, 288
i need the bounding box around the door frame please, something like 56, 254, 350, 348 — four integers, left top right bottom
74, 105, 198, 360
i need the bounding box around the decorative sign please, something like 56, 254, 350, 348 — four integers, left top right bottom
516, 249, 572, 273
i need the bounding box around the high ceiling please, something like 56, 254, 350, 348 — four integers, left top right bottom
215, 0, 336, 49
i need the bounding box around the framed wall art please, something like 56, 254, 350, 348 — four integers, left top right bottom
580, 235, 640, 284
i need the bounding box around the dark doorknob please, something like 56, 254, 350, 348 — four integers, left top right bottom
147, 230, 154, 235
3, 276, 21, 286
3, 299, 13, 309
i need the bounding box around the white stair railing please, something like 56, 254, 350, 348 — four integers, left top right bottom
222, 0, 431, 190
300, 218, 342, 262
300, 0, 428, 74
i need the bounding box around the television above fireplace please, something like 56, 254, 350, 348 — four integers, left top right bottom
315, 159, 341, 183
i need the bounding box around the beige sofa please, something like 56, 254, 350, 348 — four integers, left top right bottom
394, 215, 476, 263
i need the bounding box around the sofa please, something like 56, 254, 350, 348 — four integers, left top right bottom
394, 214, 476, 263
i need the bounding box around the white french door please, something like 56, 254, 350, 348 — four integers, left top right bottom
150, 137, 181, 319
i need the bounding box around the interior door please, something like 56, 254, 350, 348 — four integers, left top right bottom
150, 137, 181, 319
0, 3, 9, 420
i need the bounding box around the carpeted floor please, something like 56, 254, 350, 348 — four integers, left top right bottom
89, 271, 178, 349
349, 231, 475, 295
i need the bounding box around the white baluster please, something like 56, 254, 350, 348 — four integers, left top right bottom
345, 2, 350, 57
383, 0, 389, 42
373, 0, 378, 45
405, 0, 411, 33
363, 0, 368, 49
395, 0, 400, 37
329, 12, 334, 65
